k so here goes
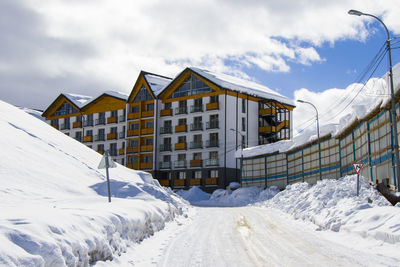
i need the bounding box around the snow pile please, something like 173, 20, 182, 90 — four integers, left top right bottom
0, 100, 187, 266
261, 175, 400, 244
179, 186, 280, 207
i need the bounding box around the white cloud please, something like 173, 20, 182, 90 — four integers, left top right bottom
1, 0, 400, 108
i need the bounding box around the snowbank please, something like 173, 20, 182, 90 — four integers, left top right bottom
260, 175, 400, 244
178, 186, 279, 207
0, 100, 187, 266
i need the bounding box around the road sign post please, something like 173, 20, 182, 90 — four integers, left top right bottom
98, 150, 117, 202
352, 163, 364, 196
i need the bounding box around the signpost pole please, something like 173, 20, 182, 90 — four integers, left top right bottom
356, 173, 360, 196
105, 150, 111, 203
353, 162, 364, 197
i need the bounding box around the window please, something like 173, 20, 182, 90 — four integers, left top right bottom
163, 155, 171, 162
193, 152, 202, 160
54, 102, 78, 116
110, 143, 117, 156
242, 135, 246, 148
121, 158, 125, 165
164, 120, 172, 127
242, 99, 246, 113
129, 139, 138, 147
145, 121, 153, 128
178, 136, 186, 143
51, 119, 58, 126
97, 144, 104, 152
179, 100, 187, 108
131, 105, 139, 113
177, 171, 186, 179
178, 118, 187, 125
86, 129, 93, 136
164, 137, 171, 145
130, 123, 139, 130
193, 134, 202, 143
133, 85, 153, 102
194, 98, 202, 106
172, 74, 212, 98
144, 155, 153, 163
146, 103, 154, 111
99, 112, 105, 120
164, 102, 172, 109
178, 154, 186, 161
110, 127, 117, 133
145, 138, 153, 145
193, 116, 202, 125
76, 115, 82, 122
194, 171, 202, 179
75, 131, 82, 142
209, 170, 218, 178
242, 118, 246, 131
210, 95, 218, 103
129, 156, 138, 164
111, 110, 118, 117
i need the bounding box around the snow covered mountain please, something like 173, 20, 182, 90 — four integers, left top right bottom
0, 100, 187, 266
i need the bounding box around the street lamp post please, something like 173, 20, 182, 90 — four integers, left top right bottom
297, 100, 322, 181
348, 9, 400, 192
230, 128, 245, 184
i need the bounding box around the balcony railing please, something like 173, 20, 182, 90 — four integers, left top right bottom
94, 134, 105, 141
119, 148, 125, 155
107, 133, 117, 140
160, 143, 172, 152
97, 150, 105, 155
175, 142, 187, 150
119, 132, 125, 139
83, 120, 93, 127
73, 121, 82, 128
83, 135, 93, 142
109, 149, 118, 156
190, 105, 203, 113
190, 123, 203, 131
107, 116, 118, 124
60, 123, 70, 130
205, 178, 218, 185
160, 161, 171, 169
142, 110, 154, 118
160, 126, 172, 134
175, 124, 187, 132
74, 136, 82, 142
190, 159, 203, 167
190, 178, 201, 185
127, 112, 140, 120
175, 106, 187, 115
206, 120, 219, 129
190, 141, 203, 149
206, 140, 219, 148
95, 118, 106, 125
205, 158, 219, 166
119, 115, 126, 122
174, 160, 186, 168
160, 109, 172, 116
206, 102, 219, 110
141, 145, 153, 152
141, 162, 153, 169
141, 128, 153, 135
174, 179, 185, 186
126, 146, 138, 154
127, 129, 139, 136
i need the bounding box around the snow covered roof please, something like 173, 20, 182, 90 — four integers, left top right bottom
190, 67, 294, 106
81, 91, 128, 108
143, 73, 172, 96
64, 93, 93, 108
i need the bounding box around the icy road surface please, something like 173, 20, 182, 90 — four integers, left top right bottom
96, 207, 400, 267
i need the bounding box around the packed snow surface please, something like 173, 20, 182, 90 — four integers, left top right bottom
0, 100, 187, 266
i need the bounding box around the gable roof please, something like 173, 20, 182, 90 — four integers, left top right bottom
143, 72, 172, 96
42, 93, 92, 118
82, 91, 128, 108
189, 67, 294, 106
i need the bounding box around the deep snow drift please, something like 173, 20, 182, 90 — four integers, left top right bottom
178, 175, 400, 244
0, 100, 187, 266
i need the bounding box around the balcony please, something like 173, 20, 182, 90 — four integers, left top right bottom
174, 160, 186, 168
159, 161, 171, 169
73, 121, 82, 128
141, 110, 154, 118
127, 112, 140, 120
94, 134, 105, 141
83, 135, 93, 142
51, 124, 59, 130
119, 148, 125, 155
141, 145, 153, 152
97, 150, 105, 155
119, 115, 126, 122
174, 179, 185, 186
107, 116, 118, 124
141, 162, 153, 169
190, 179, 201, 185
205, 158, 219, 166
160, 126, 172, 134
190, 123, 203, 131
205, 178, 217, 185
107, 133, 117, 140
190, 159, 203, 167
206, 120, 219, 129
74, 136, 82, 142
95, 118, 106, 125
127, 129, 139, 136
175, 106, 187, 115
141, 128, 153, 135
119, 132, 125, 139
126, 146, 139, 154
206, 102, 219, 111
175, 124, 187, 133
175, 142, 187, 150
160, 143, 172, 152
206, 140, 219, 148
159, 180, 170, 186
160, 109, 172, 116
190, 105, 203, 113
190, 141, 203, 149
60, 123, 70, 130
259, 108, 276, 116
83, 120, 93, 127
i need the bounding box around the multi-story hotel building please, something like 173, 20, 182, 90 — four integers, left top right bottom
43, 68, 294, 190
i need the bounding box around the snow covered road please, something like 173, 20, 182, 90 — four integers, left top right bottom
97, 206, 400, 266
